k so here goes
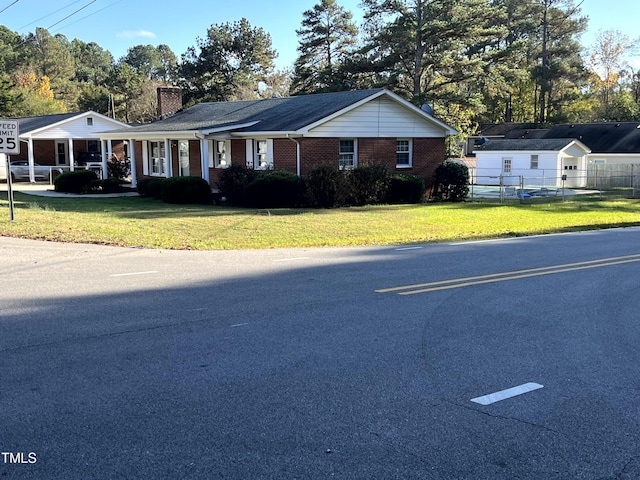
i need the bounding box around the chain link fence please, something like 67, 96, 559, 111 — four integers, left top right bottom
468, 165, 640, 202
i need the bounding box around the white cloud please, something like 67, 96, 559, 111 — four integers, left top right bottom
116, 30, 156, 39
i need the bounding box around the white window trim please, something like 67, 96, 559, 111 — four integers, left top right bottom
396, 139, 413, 168
148, 140, 166, 177
502, 157, 512, 174
246, 139, 273, 170
214, 139, 232, 169
530, 154, 539, 170
339, 139, 357, 170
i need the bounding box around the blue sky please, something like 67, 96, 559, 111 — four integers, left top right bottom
0, 0, 638, 69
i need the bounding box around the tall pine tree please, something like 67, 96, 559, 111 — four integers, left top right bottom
291, 0, 359, 94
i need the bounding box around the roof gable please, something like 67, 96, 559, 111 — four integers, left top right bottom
18, 111, 129, 138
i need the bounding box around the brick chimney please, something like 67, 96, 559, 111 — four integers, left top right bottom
157, 87, 183, 119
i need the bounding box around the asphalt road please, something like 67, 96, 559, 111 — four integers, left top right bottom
1, 228, 640, 479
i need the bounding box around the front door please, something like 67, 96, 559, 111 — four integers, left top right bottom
55, 141, 68, 165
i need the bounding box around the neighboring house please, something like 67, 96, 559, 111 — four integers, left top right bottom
96, 88, 457, 189
473, 121, 640, 187
7, 111, 130, 182
474, 138, 591, 188
534, 122, 640, 166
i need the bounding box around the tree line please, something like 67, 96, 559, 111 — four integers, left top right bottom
0, 0, 638, 143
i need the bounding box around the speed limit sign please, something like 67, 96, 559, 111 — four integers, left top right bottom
0, 119, 19, 154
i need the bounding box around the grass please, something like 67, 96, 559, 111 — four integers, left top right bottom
1, 192, 640, 250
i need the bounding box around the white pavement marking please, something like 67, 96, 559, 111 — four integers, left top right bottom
110, 271, 159, 277
230, 323, 248, 328
395, 246, 424, 251
471, 382, 543, 406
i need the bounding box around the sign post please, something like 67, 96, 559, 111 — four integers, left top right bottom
0, 119, 19, 221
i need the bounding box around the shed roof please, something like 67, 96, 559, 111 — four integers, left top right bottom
474, 138, 583, 152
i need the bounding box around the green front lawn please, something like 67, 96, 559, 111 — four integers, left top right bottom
1, 193, 639, 250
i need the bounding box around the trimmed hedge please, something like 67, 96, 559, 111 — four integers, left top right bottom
54, 170, 99, 194
160, 176, 212, 204
386, 174, 426, 204
305, 165, 346, 208
244, 170, 306, 208
344, 164, 390, 206
217, 165, 257, 205
137, 178, 164, 199
100, 177, 122, 193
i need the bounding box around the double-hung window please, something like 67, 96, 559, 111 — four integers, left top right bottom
396, 139, 412, 167
254, 140, 269, 169
149, 141, 166, 176
214, 140, 231, 168
530, 154, 539, 169
339, 139, 356, 170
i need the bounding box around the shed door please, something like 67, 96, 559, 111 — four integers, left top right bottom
562, 157, 580, 187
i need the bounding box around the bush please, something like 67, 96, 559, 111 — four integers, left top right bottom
54, 170, 99, 194
345, 164, 390, 206
160, 176, 212, 204
244, 170, 306, 208
100, 177, 122, 193
386, 174, 426, 204
107, 156, 131, 181
137, 178, 164, 199
431, 161, 469, 202
305, 165, 347, 208
217, 165, 257, 205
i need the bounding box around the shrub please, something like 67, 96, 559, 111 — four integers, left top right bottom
217, 165, 257, 205
107, 156, 131, 181
137, 178, 165, 199
431, 161, 469, 202
100, 177, 122, 193
345, 164, 390, 206
54, 170, 99, 194
244, 170, 306, 208
160, 176, 212, 204
305, 165, 347, 208
386, 174, 426, 204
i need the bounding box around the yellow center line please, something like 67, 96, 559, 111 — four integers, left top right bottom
376, 253, 640, 295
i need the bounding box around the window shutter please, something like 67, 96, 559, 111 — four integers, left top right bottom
142, 141, 149, 175
267, 139, 274, 168
245, 139, 253, 168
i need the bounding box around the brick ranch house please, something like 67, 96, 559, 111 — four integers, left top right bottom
96, 88, 458, 189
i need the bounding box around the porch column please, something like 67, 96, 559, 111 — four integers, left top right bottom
200, 138, 210, 183
28, 138, 35, 182
164, 138, 171, 178
68, 139, 75, 172
128, 139, 137, 188
104, 141, 113, 179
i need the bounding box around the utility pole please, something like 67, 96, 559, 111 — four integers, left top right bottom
538, 0, 549, 125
